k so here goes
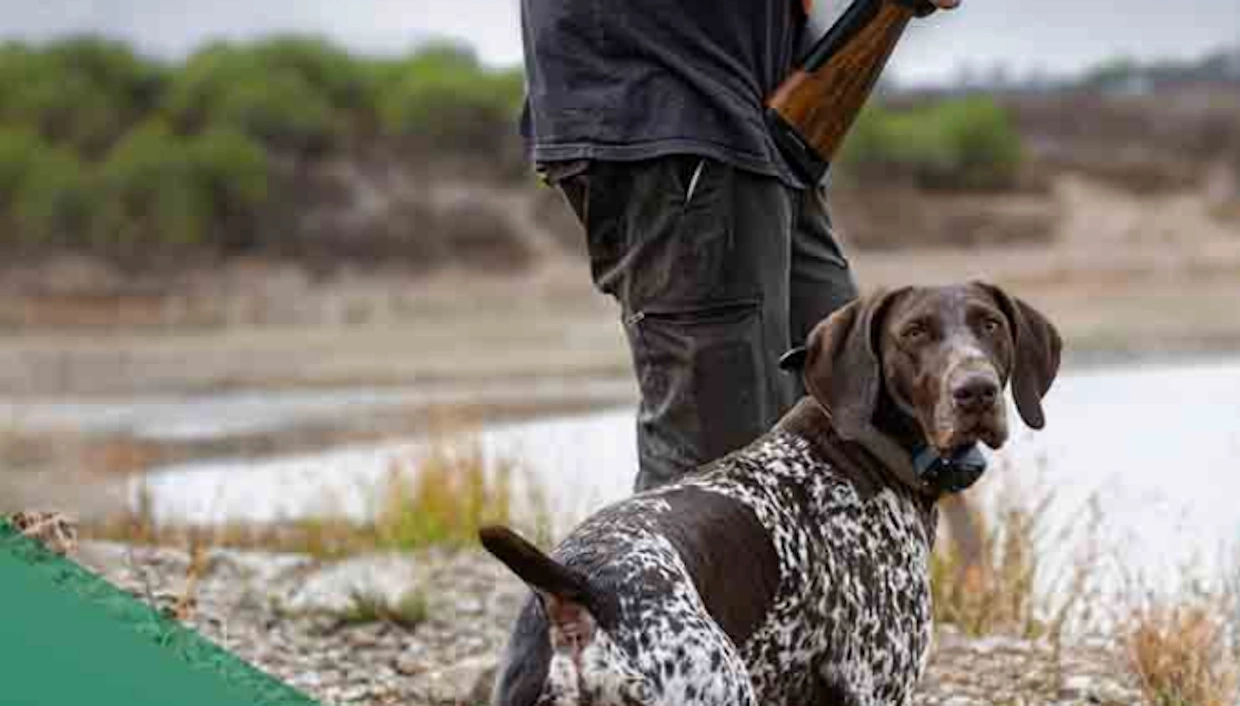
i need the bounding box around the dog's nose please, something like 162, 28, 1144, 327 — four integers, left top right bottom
951, 374, 999, 413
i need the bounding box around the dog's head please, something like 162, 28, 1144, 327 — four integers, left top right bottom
793, 282, 1061, 458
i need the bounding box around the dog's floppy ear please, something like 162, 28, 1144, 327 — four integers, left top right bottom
974, 281, 1062, 430
801, 288, 910, 440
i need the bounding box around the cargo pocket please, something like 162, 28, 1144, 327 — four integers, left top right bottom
625, 297, 769, 466
629, 157, 739, 307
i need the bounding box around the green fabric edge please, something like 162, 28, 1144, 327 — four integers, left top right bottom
0, 520, 322, 706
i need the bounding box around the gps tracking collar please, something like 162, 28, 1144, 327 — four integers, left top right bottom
912, 443, 988, 494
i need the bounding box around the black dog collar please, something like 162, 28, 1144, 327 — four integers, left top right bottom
912, 444, 988, 494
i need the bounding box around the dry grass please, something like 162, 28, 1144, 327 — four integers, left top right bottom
1123, 594, 1238, 706
930, 461, 1103, 641
931, 495, 1038, 637
934, 460, 1240, 705
171, 537, 209, 621
372, 441, 514, 550
339, 587, 430, 629
82, 425, 554, 559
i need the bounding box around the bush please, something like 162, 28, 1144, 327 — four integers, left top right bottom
0, 128, 95, 244
189, 126, 268, 210
12, 147, 95, 245
0, 127, 41, 199
213, 68, 337, 152
187, 126, 270, 249
0, 37, 164, 157
162, 42, 340, 152
250, 35, 369, 112
93, 121, 212, 246
93, 121, 272, 248
839, 96, 1024, 190
374, 43, 524, 148
0, 36, 532, 256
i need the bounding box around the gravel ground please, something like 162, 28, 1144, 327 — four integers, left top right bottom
67, 540, 1146, 706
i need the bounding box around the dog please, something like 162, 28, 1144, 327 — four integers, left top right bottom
480, 282, 1061, 706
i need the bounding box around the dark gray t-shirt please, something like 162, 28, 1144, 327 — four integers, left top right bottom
519, 0, 806, 187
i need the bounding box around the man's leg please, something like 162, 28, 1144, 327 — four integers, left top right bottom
788, 184, 860, 395
556, 156, 797, 491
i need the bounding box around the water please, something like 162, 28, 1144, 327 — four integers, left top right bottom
0, 378, 633, 442
114, 357, 1240, 588
130, 407, 639, 530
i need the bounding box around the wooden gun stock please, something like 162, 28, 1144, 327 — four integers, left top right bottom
767, 0, 933, 183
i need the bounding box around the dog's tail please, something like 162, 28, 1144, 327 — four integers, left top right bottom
479, 525, 590, 602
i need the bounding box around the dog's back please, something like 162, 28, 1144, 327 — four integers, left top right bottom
486, 480, 781, 706
485, 423, 937, 706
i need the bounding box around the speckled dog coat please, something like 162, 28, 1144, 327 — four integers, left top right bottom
488, 398, 939, 706
487, 282, 1065, 706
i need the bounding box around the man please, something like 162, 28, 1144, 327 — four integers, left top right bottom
520, 0, 960, 491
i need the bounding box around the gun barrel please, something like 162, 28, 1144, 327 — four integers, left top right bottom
799, 0, 884, 72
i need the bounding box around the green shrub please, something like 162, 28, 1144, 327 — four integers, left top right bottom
0, 128, 95, 244
160, 43, 250, 130
93, 121, 212, 246
250, 35, 368, 111
0, 37, 164, 156
0, 36, 537, 251
937, 98, 1023, 186
187, 126, 269, 248
0, 127, 41, 198
189, 125, 268, 209
213, 68, 337, 151
374, 43, 524, 147
94, 121, 272, 248
161, 45, 325, 151
12, 148, 95, 244
839, 96, 1023, 190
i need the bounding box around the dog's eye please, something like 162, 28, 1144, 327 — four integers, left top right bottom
903, 323, 928, 340
982, 317, 1003, 334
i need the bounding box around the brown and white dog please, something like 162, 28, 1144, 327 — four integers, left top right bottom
481, 282, 1061, 706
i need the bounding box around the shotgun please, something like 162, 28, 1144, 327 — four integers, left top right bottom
767, 0, 937, 183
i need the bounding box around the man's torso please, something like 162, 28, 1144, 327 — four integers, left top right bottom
520, 0, 809, 185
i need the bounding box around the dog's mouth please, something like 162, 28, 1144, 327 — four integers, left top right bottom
924, 395, 1009, 455
937, 422, 1003, 453
929, 412, 1008, 455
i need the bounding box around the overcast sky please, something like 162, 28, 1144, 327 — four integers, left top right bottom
3, 0, 1238, 86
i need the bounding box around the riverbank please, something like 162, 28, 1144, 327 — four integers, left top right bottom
69, 538, 1147, 706
0, 172, 1237, 399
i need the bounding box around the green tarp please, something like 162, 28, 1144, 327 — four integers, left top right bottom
0, 521, 320, 706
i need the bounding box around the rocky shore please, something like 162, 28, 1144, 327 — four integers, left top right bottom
69, 540, 1146, 706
